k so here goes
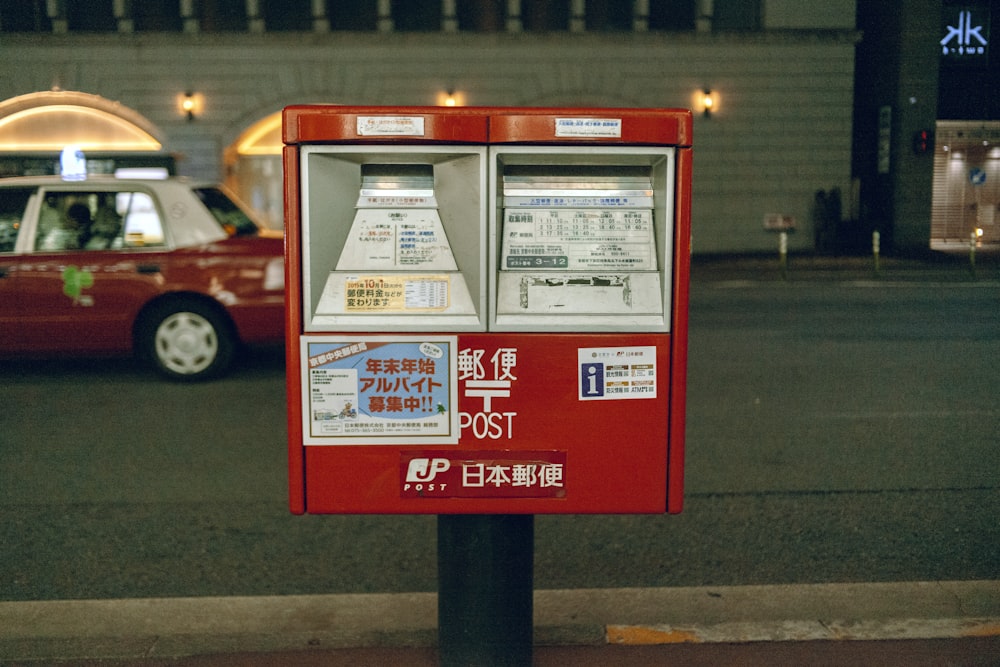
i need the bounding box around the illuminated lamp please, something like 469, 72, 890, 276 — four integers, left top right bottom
178, 91, 203, 121
437, 89, 465, 107
695, 89, 718, 118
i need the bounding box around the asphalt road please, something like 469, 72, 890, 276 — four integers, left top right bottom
2, 263, 999, 602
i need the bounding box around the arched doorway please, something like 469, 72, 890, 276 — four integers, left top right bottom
0, 90, 171, 177
224, 112, 283, 231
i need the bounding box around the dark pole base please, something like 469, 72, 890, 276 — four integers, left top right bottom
437, 514, 534, 667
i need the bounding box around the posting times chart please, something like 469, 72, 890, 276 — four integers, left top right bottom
501, 208, 656, 271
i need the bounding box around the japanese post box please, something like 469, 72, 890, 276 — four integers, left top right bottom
284, 105, 691, 515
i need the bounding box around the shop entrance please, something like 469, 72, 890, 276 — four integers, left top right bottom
224, 112, 283, 232
932, 121, 1000, 250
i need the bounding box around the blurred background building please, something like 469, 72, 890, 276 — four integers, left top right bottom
0, 1, 996, 254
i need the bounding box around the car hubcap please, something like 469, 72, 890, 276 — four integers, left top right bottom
155, 311, 218, 375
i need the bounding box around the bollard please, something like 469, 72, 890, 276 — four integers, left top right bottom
779, 231, 788, 279
969, 231, 977, 279
872, 230, 881, 276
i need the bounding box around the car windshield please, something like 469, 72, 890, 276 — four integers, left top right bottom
193, 187, 260, 237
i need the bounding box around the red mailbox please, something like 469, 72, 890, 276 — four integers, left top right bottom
284, 105, 691, 515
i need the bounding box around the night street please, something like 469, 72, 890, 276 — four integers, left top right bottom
3, 260, 998, 601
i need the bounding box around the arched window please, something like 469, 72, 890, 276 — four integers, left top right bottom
0, 92, 163, 152
0, 91, 166, 177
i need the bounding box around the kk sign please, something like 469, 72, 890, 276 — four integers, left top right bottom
941, 6, 991, 62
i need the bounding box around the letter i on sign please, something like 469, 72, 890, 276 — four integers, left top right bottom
582, 363, 605, 397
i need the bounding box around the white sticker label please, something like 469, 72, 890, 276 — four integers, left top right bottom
357, 116, 426, 136
578, 346, 657, 401
555, 118, 623, 138
344, 275, 450, 312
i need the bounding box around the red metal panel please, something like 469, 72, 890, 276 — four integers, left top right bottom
302, 333, 670, 514
283, 145, 306, 515
667, 146, 693, 514
283, 105, 489, 144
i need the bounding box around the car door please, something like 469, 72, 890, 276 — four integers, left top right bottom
14, 186, 173, 354
0, 186, 38, 349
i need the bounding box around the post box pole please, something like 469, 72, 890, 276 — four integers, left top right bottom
437, 514, 534, 666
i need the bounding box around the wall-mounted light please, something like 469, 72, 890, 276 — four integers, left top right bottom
437, 89, 465, 107
696, 89, 718, 118
177, 91, 203, 121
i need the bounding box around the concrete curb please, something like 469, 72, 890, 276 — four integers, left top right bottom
1, 580, 998, 661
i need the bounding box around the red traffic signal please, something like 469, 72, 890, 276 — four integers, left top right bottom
913, 129, 934, 154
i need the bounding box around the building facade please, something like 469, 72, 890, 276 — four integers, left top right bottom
931, 1, 999, 249
1, 1, 861, 253
853, 0, 999, 254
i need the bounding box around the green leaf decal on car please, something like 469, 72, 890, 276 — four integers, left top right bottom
62, 265, 94, 303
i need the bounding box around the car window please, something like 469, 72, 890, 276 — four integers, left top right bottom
0, 187, 34, 252
33, 190, 165, 251
36, 193, 97, 251
193, 187, 260, 237
117, 191, 165, 246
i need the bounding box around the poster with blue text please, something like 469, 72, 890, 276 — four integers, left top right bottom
302, 336, 458, 445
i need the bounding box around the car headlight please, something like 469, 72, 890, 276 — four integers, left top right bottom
264, 257, 284, 291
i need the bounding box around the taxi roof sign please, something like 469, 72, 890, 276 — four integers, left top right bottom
60, 145, 86, 181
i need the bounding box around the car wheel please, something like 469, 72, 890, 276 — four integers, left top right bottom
139, 299, 235, 381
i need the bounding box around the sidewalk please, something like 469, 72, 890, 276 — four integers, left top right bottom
2, 581, 998, 664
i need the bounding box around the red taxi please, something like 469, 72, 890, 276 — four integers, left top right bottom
0, 175, 284, 380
